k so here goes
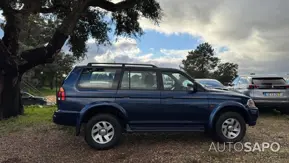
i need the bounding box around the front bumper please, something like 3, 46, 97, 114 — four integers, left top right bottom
53, 110, 79, 126
247, 107, 259, 126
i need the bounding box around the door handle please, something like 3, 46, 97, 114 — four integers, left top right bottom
164, 96, 173, 99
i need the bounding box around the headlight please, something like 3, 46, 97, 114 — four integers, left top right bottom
247, 99, 257, 108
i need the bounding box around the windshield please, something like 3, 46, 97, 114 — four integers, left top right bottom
196, 79, 224, 88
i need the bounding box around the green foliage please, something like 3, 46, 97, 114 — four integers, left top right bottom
182, 42, 238, 83
212, 62, 238, 83
182, 43, 220, 78
1, 0, 162, 59
32, 52, 76, 88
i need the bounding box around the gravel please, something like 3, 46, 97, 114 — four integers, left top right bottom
1, 113, 289, 163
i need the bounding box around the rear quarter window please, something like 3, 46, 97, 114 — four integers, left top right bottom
77, 68, 119, 89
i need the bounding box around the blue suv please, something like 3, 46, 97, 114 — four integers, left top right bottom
53, 63, 259, 150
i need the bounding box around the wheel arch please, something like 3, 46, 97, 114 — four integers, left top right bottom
208, 102, 249, 130
76, 103, 128, 135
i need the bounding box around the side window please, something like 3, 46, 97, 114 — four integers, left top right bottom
121, 71, 157, 90
232, 77, 239, 86
78, 68, 118, 89
162, 72, 193, 91
162, 74, 175, 90
238, 77, 249, 85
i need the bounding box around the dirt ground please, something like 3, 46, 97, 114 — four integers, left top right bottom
1, 113, 289, 163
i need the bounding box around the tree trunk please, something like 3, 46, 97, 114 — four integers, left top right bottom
50, 79, 54, 90
0, 0, 89, 120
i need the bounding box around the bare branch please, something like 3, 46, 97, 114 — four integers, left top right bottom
89, 0, 138, 12
38, 4, 70, 13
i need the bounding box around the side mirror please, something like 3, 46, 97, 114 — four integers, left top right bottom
227, 82, 234, 86
187, 83, 195, 92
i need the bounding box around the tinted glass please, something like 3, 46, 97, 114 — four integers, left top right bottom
196, 79, 224, 88
252, 78, 286, 85
78, 68, 117, 89
121, 71, 157, 90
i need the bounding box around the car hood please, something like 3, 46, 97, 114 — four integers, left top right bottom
205, 88, 250, 99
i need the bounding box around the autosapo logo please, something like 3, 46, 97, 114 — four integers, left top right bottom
209, 142, 280, 152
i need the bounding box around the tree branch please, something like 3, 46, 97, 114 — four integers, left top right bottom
39, 4, 70, 13
89, 0, 138, 12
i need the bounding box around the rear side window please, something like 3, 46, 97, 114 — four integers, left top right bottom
78, 68, 118, 89
120, 71, 158, 90
252, 78, 286, 85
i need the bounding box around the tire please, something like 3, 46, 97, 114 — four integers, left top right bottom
85, 114, 122, 150
213, 112, 246, 142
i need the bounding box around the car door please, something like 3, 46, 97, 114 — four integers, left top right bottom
115, 68, 162, 129
160, 71, 209, 129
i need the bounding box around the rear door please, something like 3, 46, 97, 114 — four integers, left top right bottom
115, 68, 161, 129
252, 77, 289, 101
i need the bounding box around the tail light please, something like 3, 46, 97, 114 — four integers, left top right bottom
248, 84, 257, 89
57, 87, 65, 101
286, 85, 289, 89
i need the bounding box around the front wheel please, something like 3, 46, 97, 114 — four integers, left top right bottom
85, 114, 122, 150
214, 112, 246, 142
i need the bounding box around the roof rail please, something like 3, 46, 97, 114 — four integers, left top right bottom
87, 62, 157, 68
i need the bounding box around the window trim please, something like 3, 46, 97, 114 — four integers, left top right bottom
118, 69, 161, 91
76, 67, 121, 90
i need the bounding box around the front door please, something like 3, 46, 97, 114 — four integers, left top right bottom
160, 71, 209, 129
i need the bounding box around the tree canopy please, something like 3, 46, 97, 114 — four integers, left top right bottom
181, 43, 238, 83
182, 43, 219, 78
0, 0, 162, 120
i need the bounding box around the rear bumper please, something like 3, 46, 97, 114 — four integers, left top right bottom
253, 99, 289, 109
53, 110, 79, 126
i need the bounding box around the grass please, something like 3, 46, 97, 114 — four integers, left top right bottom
0, 105, 56, 135
38, 87, 57, 96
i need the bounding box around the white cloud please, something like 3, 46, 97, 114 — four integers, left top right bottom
77, 37, 183, 68
0, 11, 4, 21
139, 0, 289, 74
160, 49, 191, 58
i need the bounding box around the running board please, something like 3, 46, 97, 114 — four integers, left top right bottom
125, 124, 205, 132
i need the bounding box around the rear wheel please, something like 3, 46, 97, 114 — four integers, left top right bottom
85, 114, 122, 150
214, 112, 246, 142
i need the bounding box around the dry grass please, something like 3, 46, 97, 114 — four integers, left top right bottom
0, 107, 289, 163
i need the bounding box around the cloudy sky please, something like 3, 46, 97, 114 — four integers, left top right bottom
1, 0, 289, 75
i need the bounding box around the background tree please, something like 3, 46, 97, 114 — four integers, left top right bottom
212, 62, 238, 84
0, 0, 162, 120
32, 53, 76, 89
181, 43, 219, 78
